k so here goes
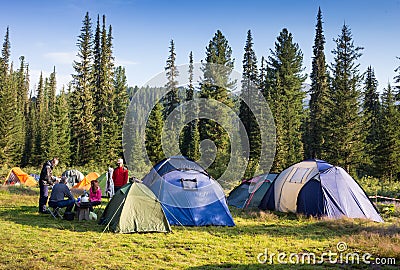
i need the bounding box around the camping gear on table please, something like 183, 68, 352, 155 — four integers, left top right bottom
142, 156, 235, 227
259, 159, 384, 222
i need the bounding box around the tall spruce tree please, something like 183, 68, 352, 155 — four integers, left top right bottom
46, 68, 59, 162
306, 7, 330, 159
24, 92, 36, 166
71, 12, 97, 165
324, 24, 364, 173
267, 28, 306, 171
114, 66, 129, 159
52, 87, 72, 166
239, 30, 261, 177
32, 73, 46, 164
181, 51, 200, 160
164, 39, 180, 117
96, 15, 117, 165
362, 66, 380, 175
145, 101, 165, 164
377, 84, 400, 180
199, 30, 235, 178
394, 57, 400, 100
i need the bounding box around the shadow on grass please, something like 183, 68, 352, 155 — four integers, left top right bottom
0, 205, 105, 233
1, 198, 398, 239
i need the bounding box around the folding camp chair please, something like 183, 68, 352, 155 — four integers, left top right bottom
48, 206, 63, 219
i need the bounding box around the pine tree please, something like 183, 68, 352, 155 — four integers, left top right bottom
306, 7, 330, 159
114, 66, 129, 159
181, 51, 200, 160
32, 73, 46, 164
164, 39, 180, 117
94, 15, 116, 165
52, 87, 72, 166
24, 93, 36, 166
239, 30, 261, 177
377, 84, 400, 180
199, 30, 235, 178
362, 66, 380, 176
44, 67, 59, 162
323, 24, 364, 173
4, 62, 25, 164
267, 28, 306, 171
145, 101, 165, 164
71, 12, 97, 165
394, 57, 400, 100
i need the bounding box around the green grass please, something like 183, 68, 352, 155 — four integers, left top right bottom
0, 186, 399, 269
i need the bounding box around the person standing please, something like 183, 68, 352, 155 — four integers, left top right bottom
38, 157, 59, 214
112, 158, 128, 193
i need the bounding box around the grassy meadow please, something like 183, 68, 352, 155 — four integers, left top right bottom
0, 185, 399, 269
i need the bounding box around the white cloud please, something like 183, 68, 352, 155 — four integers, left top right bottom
44, 51, 77, 65
115, 58, 138, 66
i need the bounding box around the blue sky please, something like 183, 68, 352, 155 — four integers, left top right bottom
1, 0, 399, 93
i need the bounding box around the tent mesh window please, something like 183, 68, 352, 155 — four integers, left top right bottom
289, 168, 310, 183
181, 178, 197, 190
8, 173, 18, 185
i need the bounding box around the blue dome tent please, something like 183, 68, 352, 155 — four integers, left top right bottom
142, 156, 235, 226
259, 159, 383, 222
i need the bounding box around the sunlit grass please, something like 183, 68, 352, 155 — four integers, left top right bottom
0, 186, 398, 269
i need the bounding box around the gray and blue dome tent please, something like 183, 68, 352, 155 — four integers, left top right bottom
142, 156, 235, 226
227, 173, 278, 209
259, 159, 383, 222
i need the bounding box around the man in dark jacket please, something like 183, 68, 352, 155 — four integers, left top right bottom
48, 176, 75, 212
38, 157, 59, 214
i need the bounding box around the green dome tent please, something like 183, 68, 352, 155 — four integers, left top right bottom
98, 181, 171, 233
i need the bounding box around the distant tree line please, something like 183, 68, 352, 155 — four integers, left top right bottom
0, 8, 399, 181
147, 7, 400, 181
0, 12, 130, 169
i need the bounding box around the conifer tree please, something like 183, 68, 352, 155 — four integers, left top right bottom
377, 84, 400, 180
145, 101, 165, 164
267, 28, 306, 171
239, 30, 261, 177
24, 93, 36, 166
5, 63, 25, 164
199, 30, 235, 178
164, 39, 180, 117
32, 73, 46, 163
181, 51, 200, 160
51, 87, 72, 165
306, 7, 330, 159
362, 66, 380, 175
114, 66, 129, 159
71, 12, 97, 165
324, 24, 364, 173
394, 57, 400, 100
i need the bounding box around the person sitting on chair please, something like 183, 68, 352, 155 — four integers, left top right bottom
89, 179, 102, 212
48, 176, 75, 213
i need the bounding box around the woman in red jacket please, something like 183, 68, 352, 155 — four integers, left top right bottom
112, 158, 128, 193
